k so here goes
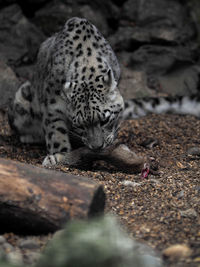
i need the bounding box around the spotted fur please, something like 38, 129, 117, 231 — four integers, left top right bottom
9, 17, 124, 166
123, 94, 200, 119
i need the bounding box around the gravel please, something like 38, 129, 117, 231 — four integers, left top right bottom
0, 112, 199, 266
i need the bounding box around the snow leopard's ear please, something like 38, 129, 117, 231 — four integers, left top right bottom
102, 69, 117, 92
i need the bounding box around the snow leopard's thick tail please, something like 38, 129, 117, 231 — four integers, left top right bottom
122, 94, 200, 119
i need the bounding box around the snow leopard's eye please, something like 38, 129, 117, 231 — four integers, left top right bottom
100, 116, 110, 127
100, 110, 111, 126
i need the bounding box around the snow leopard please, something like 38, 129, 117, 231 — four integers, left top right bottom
9, 17, 124, 166
9, 17, 200, 167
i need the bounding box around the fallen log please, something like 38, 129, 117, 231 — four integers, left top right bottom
0, 158, 105, 234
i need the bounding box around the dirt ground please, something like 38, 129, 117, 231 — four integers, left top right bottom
0, 111, 199, 267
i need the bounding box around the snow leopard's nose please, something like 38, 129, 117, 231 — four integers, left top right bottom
89, 143, 104, 151
86, 126, 104, 151
87, 136, 104, 151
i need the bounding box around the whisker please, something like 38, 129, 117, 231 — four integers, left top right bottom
69, 129, 83, 139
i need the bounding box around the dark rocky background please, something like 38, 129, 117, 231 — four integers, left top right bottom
1, 0, 200, 107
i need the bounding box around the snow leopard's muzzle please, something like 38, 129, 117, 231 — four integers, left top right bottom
83, 125, 116, 151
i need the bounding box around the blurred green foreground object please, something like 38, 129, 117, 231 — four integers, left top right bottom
0, 216, 162, 267
36, 216, 162, 267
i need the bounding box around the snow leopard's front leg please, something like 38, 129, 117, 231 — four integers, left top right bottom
42, 114, 72, 167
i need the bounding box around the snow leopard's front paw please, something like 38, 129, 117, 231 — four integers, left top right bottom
42, 153, 66, 167
42, 155, 57, 167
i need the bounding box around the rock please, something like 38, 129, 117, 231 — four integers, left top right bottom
149, 179, 161, 185
194, 256, 200, 263
0, 60, 20, 109
157, 65, 200, 96
6, 250, 23, 265
111, 0, 125, 6
109, 27, 136, 51
122, 180, 142, 187
121, 0, 137, 22
129, 45, 195, 75
187, 146, 200, 156
23, 251, 41, 265
121, 45, 200, 96
2, 242, 14, 253
109, 25, 194, 51
195, 186, 200, 194
190, 196, 200, 205
33, 2, 80, 36
0, 4, 45, 64
162, 244, 192, 260
22, 0, 48, 4
0, 236, 6, 245
17, 0, 50, 18
0, 0, 16, 8
180, 208, 198, 219
187, 0, 200, 37
119, 67, 155, 99
14, 64, 35, 81
33, 2, 111, 37
117, 52, 157, 99
79, 5, 109, 36
122, 0, 196, 43
177, 190, 185, 199
109, 0, 200, 98
109, 0, 199, 100
140, 138, 159, 149
19, 239, 40, 250
87, 0, 120, 26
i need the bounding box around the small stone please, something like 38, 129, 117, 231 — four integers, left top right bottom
19, 239, 40, 250
6, 250, 23, 265
162, 244, 192, 260
180, 208, 198, 219
195, 186, 200, 193
177, 190, 184, 199
24, 251, 41, 265
187, 146, 200, 156
194, 257, 200, 262
3, 242, 14, 252
149, 179, 161, 185
0, 236, 6, 245
140, 138, 159, 148
122, 180, 142, 187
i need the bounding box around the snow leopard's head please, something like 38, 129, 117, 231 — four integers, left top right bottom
62, 69, 124, 150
